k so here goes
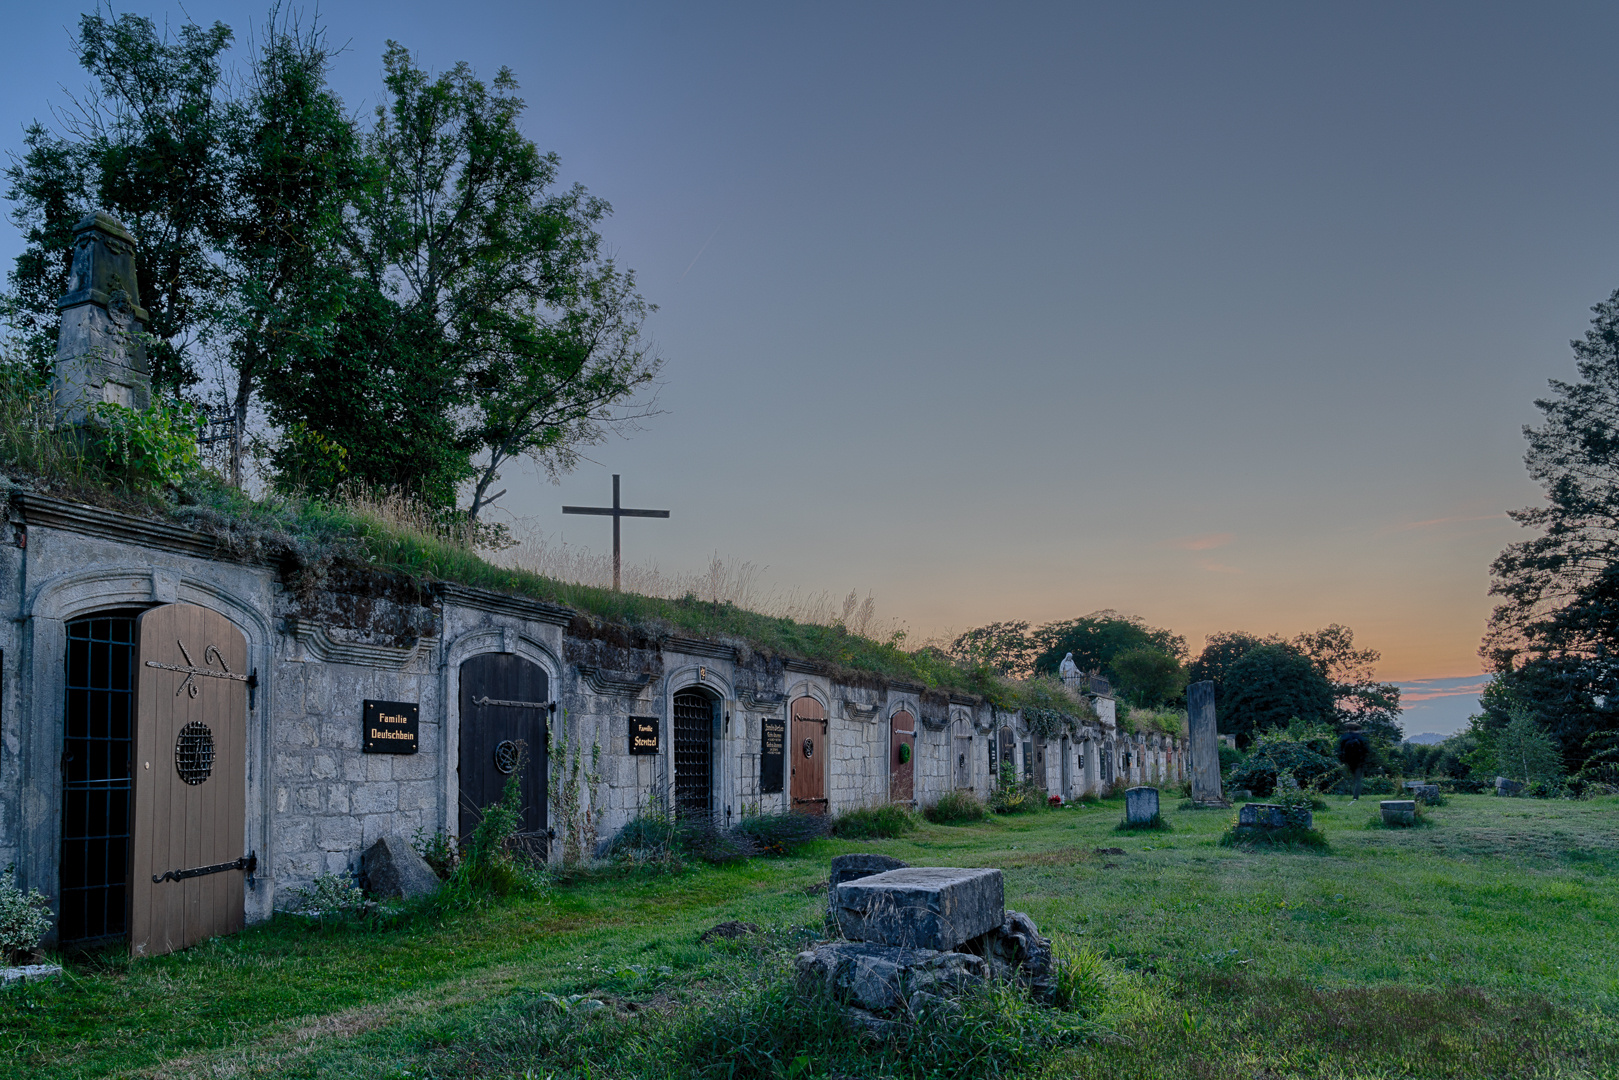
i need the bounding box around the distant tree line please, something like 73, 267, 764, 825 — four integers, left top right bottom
3, 10, 659, 522
946, 612, 1401, 745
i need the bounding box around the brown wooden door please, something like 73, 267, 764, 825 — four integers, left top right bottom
890, 709, 916, 804
459, 654, 549, 842
790, 697, 827, 815
129, 604, 249, 958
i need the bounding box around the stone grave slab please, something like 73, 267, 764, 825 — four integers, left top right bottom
1238, 803, 1312, 830
832, 867, 1004, 951
829, 852, 908, 890
1380, 799, 1417, 826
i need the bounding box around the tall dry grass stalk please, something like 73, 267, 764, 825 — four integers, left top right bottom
493, 523, 900, 636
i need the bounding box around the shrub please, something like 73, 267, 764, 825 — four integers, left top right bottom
0, 867, 53, 962
925, 789, 986, 825
1228, 733, 1338, 797
446, 763, 549, 901
990, 760, 1041, 814
731, 810, 831, 854
831, 803, 918, 840
85, 400, 207, 490
288, 873, 368, 926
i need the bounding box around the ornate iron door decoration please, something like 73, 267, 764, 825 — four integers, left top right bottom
144, 638, 247, 698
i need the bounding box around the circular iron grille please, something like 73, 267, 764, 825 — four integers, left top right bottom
801, 738, 814, 759
494, 740, 519, 774
175, 721, 214, 785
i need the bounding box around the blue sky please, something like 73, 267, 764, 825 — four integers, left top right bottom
4, 3, 1615, 730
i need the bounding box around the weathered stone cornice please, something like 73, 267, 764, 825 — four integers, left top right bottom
665, 636, 739, 662
576, 664, 656, 696
16, 494, 257, 563
284, 617, 436, 670
434, 583, 572, 626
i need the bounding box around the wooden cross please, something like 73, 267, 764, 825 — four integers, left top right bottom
562, 474, 670, 591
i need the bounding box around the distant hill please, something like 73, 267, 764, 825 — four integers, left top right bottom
1404, 732, 1447, 746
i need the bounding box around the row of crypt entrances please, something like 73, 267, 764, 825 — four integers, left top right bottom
54, 602, 921, 957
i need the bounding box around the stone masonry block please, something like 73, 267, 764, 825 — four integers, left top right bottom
317, 815, 363, 851
833, 867, 1004, 951
311, 753, 339, 780
397, 780, 436, 811
352, 783, 398, 815
391, 752, 436, 780
342, 755, 369, 782
366, 755, 393, 782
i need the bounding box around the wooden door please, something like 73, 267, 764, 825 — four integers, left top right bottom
459, 654, 549, 841
954, 735, 973, 788
789, 697, 827, 815
997, 727, 1016, 783
130, 604, 249, 958
673, 691, 716, 818
889, 709, 915, 804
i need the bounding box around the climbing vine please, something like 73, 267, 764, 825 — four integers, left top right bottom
549, 711, 604, 865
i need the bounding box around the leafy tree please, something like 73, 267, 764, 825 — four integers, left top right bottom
1219, 643, 1335, 746
346, 44, 659, 520
1291, 624, 1403, 743
1188, 630, 1273, 704
5, 11, 234, 390
1030, 610, 1187, 685
1493, 715, 1564, 786
1110, 646, 1186, 708
947, 621, 1034, 677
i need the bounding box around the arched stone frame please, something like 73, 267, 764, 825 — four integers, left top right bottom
440, 627, 562, 845
886, 697, 919, 804
20, 566, 276, 927
664, 665, 733, 821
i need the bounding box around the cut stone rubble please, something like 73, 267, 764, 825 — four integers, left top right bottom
832, 867, 1004, 951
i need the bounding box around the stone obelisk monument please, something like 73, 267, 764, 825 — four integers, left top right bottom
1187, 679, 1227, 806
53, 211, 151, 422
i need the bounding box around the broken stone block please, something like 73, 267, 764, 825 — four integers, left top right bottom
833, 867, 1004, 951
963, 909, 1057, 1003
1125, 786, 1160, 824
1495, 776, 1524, 796
1380, 799, 1417, 826
360, 835, 441, 900
829, 852, 909, 890
794, 941, 985, 1013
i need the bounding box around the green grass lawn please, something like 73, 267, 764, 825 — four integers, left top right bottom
5, 793, 1618, 1079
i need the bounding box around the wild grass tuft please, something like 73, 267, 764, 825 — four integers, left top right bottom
831, 803, 919, 840
1218, 822, 1330, 850
1114, 812, 1172, 833
729, 810, 830, 855
924, 788, 988, 825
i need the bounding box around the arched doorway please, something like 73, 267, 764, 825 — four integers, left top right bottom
889, 709, 916, 804
458, 653, 549, 843
789, 696, 827, 815
672, 689, 718, 818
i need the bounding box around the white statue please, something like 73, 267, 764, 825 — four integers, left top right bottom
1058, 652, 1079, 682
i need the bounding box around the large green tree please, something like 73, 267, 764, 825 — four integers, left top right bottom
1030, 610, 1187, 685
1218, 643, 1336, 746
1483, 289, 1619, 775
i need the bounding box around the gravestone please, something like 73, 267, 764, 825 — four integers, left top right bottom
1494, 776, 1524, 796
54, 211, 152, 422
1125, 786, 1160, 824
1238, 803, 1312, 830
1188, 680, 1226, 806
1405, 781, 1440, 803
832, 867, 1004, 951
1380, 799, 1417, 826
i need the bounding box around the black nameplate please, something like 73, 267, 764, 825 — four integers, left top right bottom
988, 732, 999, 773
760, 713, 785, 793
363, 700, 419, 754
629, 715, 660, 755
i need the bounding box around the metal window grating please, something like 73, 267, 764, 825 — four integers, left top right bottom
672, 691, 712, 819
174, 721, 214, 785
60, 617, 135, 944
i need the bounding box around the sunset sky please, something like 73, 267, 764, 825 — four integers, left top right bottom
6, 3, 1618, 735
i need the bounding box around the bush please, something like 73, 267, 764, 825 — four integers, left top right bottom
0, 867, 53, 962
605, 811, 757, 866
85, 400, 207, 490
731, 810, 831, 854
925, 788, 987, 825
831, 803, 918, 840
990, 760, 1042, 814
1228, 732, 1339, 797
411, 827, 458, 879
445, 763, 549, 901
287, 873, 368, 926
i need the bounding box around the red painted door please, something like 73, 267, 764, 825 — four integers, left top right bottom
890, 709, 916, 804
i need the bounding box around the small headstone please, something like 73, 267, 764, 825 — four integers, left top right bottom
1495, 776, 1524, 796
1, 964, 62, 987
1380, 799, 1417, 826
1230, 788, 1255, 802
829, 852, 909, 890
360, 835, 441, 899
1125, 786, 1160, 824
1238, 803, 1312, 830
833, 867, 1004, 951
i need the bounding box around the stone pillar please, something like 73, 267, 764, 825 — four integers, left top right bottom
1188, 680, 1225, 805
54, 210, 151, 422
